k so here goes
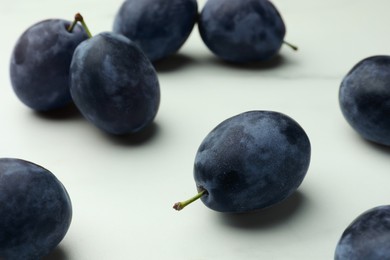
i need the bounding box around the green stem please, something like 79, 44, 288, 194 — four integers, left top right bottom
67, 13, 93, 38
283, 40, 298, 51
173, 189, 207, 211
67, 19, 78, 33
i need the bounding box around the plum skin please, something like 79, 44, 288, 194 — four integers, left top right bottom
194, 110, 311, 213
198, 0, 286, 63
10, 19, 88, 111
70, 32, 160, 135
0, 158, 72, 260
335, 205, 390, 260
339, 55, 390, 146
113, 0, 198, 62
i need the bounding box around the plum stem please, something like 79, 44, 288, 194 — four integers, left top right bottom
67, 13, 93, 38
67, 20, 78, 33
283, 40, 298, 51
173, 189, 207, 211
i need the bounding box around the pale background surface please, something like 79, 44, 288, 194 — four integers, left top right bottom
1, 0, 390, 259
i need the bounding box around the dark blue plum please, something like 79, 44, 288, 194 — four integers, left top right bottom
198, 0, 286, 63
70, 32, 160, 135
193, 110, 311, 213
10, 19, 88, 111
339, 55, 390, 146
113, 0, 198, 62
0, 158, 72, 260
335, 205, 390, 260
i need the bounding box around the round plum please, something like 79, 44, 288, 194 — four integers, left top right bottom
70, 32, 160, 135
198, 0, 290, 63
339, 55, 390, 146
335, 205, 390, 260
174, 110, 311, 213
113, 0, 198, 62
0, 158, 72, 259
10, 19, 88, 111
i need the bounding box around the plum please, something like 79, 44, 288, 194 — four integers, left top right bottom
174, 110, 311, 213
0, 158, 72, 260
198, 0, 296, 63
70, 31, 160, 135
10, 18, 88, 111
335, 205, 390, 260
339, 55, 390, 146
113, 0, 198, 62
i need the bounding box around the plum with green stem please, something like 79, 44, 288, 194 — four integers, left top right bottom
174, 110, 311, 213
198, 0, 297, 63
10, 13, 89, 111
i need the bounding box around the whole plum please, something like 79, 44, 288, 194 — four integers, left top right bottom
335, 205, 390, 260
0, 158, 72, 259
339, 55, 390, 146
70, 32, 160, 135
198, 0, 292, 63
10, 19, 88, 111
174, 110, 311, 213
113, 0, 198, 62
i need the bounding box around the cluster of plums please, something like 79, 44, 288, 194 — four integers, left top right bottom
10, 13, 160, 135
4, 0, 390, 259
10, 0, 296, 136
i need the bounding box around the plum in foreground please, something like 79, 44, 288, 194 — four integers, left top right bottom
113, 0, 198, 62
335, 205, 390, 260
339, 55, 390, 146
70, 31, 160, 135
198, 0, 297, 63
10, 18, 88, 111
174, 110, 311, 213
0, 158, 72, 260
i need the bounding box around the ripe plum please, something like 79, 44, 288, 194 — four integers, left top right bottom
70, 32, 160, 135
335, 205, 390, 260
198, 0, 294, 63
175, 111, 311, 213
0, 158, 72, 259
113, 0, 198, 62
339, 55, 390, 146
10, 18, 88, 111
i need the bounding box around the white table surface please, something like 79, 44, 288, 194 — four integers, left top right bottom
1, 0, 390, 259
